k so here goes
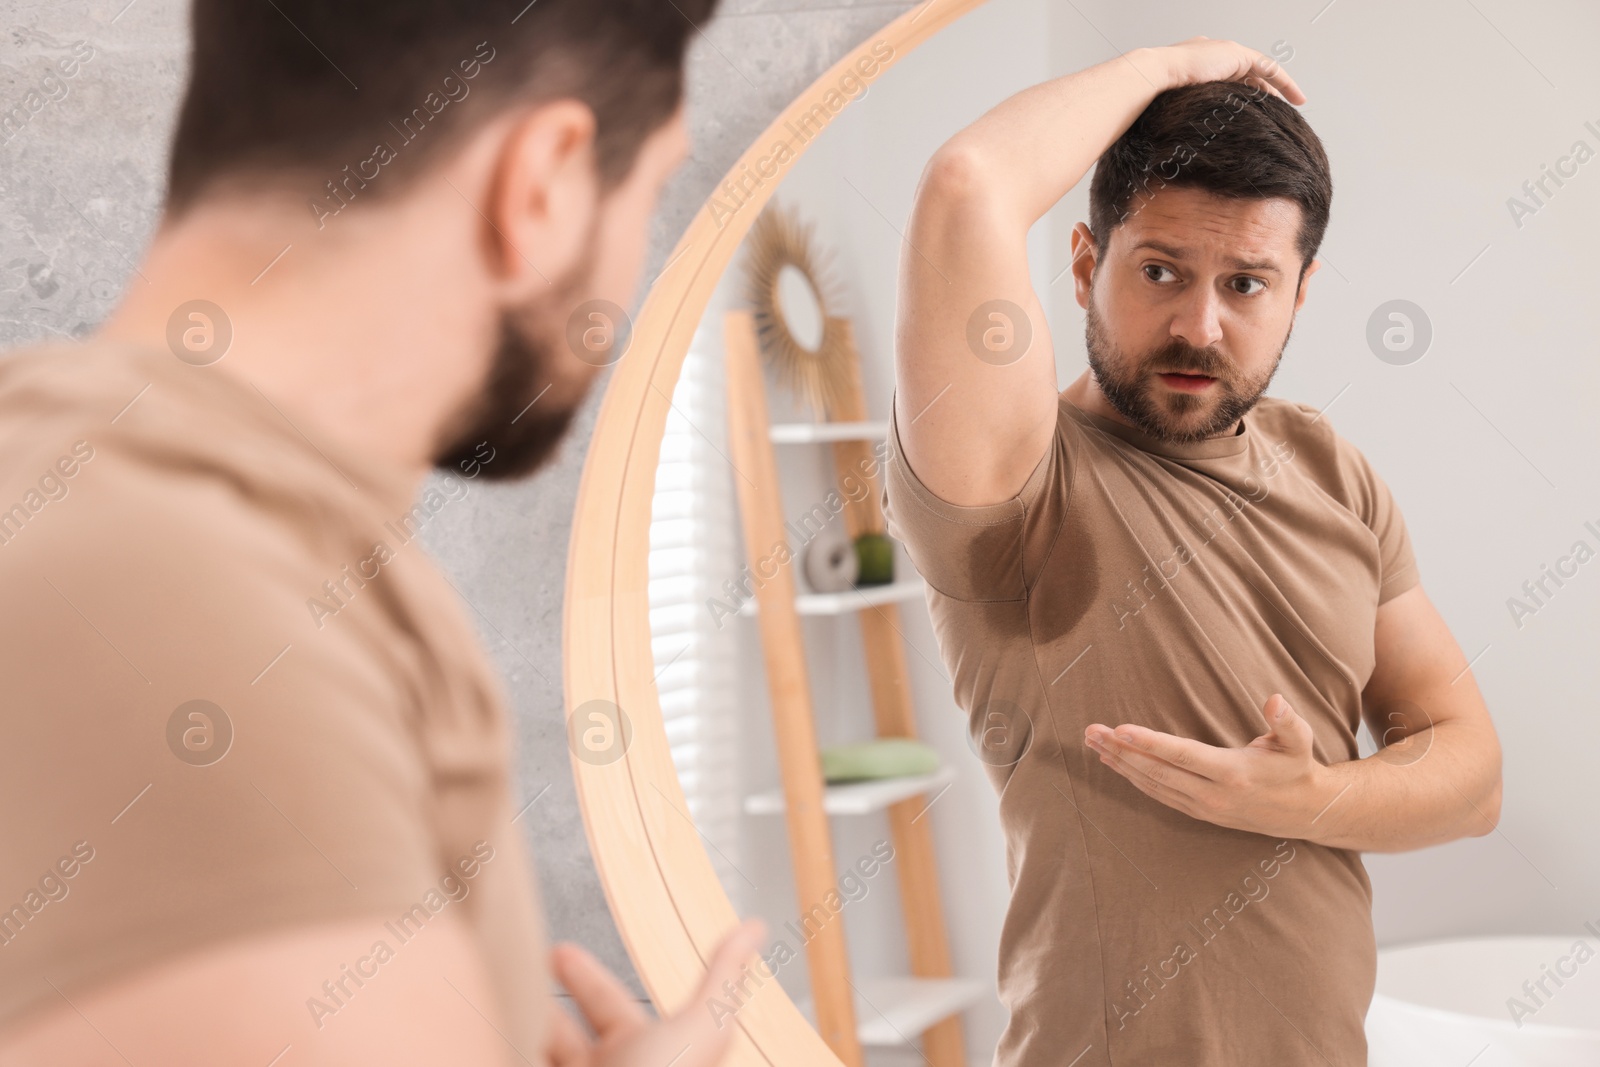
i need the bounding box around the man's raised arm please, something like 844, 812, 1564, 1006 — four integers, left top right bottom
895, 39, 1304, 507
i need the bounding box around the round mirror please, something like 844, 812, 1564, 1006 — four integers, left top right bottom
775, 263, 825, 352
562, 3, 1564, 1066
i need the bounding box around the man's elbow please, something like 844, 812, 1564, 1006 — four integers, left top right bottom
910, 145, 1026, 260
916, 142, 1000, 216
1468, 773, 1503, 836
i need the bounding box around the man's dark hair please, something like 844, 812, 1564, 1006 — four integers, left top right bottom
164, 0, 718, 217
1088, 81, 1331, 287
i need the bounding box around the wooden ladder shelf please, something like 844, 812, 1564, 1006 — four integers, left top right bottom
723, 309, 970, 1067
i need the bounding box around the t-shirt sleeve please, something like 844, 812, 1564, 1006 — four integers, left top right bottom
1336, 433, 1421, 606
880, 392, 1065, 602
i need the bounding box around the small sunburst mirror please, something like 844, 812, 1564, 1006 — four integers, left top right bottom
744, 200, 854, 419
775, 264, 825, 351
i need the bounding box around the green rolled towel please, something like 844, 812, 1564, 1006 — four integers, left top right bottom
820, 738, 941, 783
853, 532, 895, 585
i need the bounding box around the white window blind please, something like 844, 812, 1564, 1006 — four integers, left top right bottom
647, 339, 745, 898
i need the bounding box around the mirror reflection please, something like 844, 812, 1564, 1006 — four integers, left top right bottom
643, 1, 1593, 1065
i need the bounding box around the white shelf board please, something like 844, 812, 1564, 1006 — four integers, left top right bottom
796, 976, 987, 1047
769, 420, 888, 444
855, 977, 988, 1046
743, 765, 955, 817
736, 576, 925, 617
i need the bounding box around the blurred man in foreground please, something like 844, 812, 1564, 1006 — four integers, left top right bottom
0, 2, 764, 1064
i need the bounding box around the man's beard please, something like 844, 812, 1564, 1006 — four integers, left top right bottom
431, 233, 602, 483
1083, 294, 1290, 445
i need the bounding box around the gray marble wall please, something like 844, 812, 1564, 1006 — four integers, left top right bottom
0, 0, 918, 998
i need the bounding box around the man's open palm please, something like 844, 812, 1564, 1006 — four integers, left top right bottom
1085, 693, 1334, 838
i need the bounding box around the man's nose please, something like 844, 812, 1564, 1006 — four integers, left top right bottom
1168, 284, 1225, 351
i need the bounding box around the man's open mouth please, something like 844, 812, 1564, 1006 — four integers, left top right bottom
1156, 371, 1217, 391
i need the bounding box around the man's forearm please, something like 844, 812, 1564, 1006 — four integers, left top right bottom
935, 46, 1175, 228
1301, 720, 1503, 852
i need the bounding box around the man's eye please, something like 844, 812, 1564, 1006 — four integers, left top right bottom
1233, 276, 1267, 296
1144, 265, 1175, 283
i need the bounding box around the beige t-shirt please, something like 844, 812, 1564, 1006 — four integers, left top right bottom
0, 339, 548, 1053
882, 392, 1420, 1067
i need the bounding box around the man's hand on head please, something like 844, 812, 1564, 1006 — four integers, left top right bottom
1156, 36, 1306, 105
1084, 693, 1338, 840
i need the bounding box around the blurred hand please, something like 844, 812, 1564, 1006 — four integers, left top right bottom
1156, 36, 1306, 105
546, 918, 768, 1067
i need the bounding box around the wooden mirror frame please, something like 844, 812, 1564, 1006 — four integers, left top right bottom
562, 2, 987, 1062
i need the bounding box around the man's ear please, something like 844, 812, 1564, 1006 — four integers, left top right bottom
485, 99, 600, 299
1294, 258, 1321, 312
1069, 222, 1099, 310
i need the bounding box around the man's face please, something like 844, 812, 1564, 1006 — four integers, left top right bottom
1076, 186, 1315, 444
434, 108, 692, 480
